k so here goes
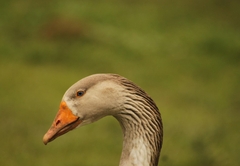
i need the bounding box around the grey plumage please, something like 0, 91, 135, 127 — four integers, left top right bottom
111, 74, 163, 166
43, 74, 163, 166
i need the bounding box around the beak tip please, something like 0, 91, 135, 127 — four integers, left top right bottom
43, 134, 49, 145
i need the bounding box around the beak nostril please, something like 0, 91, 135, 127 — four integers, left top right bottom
56, 120, 61, 126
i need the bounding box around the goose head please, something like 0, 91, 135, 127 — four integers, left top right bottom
43, 74, 125, 144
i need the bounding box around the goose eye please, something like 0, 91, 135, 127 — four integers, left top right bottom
76, 90, 85, 97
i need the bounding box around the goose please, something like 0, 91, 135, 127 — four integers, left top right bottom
43, 74, 163, 166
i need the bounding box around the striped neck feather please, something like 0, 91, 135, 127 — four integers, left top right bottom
114, 77, 163, 166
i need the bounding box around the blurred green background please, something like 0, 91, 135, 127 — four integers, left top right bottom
1, 0, 239, 165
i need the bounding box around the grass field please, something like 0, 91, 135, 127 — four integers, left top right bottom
1, 0, 240, 165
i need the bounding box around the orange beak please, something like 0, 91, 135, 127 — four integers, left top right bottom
43, 101, 81, 145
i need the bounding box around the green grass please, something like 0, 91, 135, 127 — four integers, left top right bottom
0, 0, 240, 165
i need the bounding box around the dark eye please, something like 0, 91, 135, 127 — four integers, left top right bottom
76, 90, 85, 97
